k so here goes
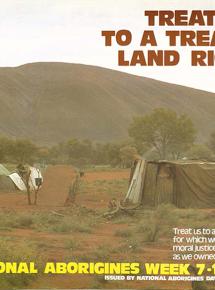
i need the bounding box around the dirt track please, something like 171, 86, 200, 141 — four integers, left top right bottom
38, 165, 75, 206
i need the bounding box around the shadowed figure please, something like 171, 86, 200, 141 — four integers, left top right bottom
188, 265, 208, 290
65, 171, 84, 205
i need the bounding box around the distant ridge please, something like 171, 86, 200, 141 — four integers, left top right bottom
0, 62, 214, 144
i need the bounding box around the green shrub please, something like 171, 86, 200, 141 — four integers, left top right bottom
114, 229, 132, 238
17, 216, 33, 228
138, 218, 159, 242
65, 240, 80, 250
51, 222, 72, 233
0, 238, 40, 289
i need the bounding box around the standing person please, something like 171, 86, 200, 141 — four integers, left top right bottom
65, 171, 84, 205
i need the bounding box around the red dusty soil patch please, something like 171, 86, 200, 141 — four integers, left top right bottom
0, 192, 27, 208
77, 170, 129, 210
38, 165, 75, 206
77, 193, 111, 210
85, 170, 129, 182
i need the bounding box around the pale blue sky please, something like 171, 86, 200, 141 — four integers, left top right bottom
0, 0, 214, 92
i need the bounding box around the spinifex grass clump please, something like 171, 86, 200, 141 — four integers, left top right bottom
0, 238, 41, 289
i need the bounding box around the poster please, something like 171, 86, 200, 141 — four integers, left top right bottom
0, 1, 214, 289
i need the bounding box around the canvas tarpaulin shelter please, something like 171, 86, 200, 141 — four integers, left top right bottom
125, 159, 215, 208
9, 167, 43, 192
0, 164, 10, 176
0, 176, 17, 192
0, 164, 16, 192
9, 173, 26, 191
0, 165, 43, 193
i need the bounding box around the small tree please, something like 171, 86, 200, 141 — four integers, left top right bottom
186, 144, 213, 160
119, 146, 138, 168
129, 108, 196, 159
102, 143, 121, 166
12, 139, 39, 164
66, 138, 93, 166
0, 136, 14, 162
